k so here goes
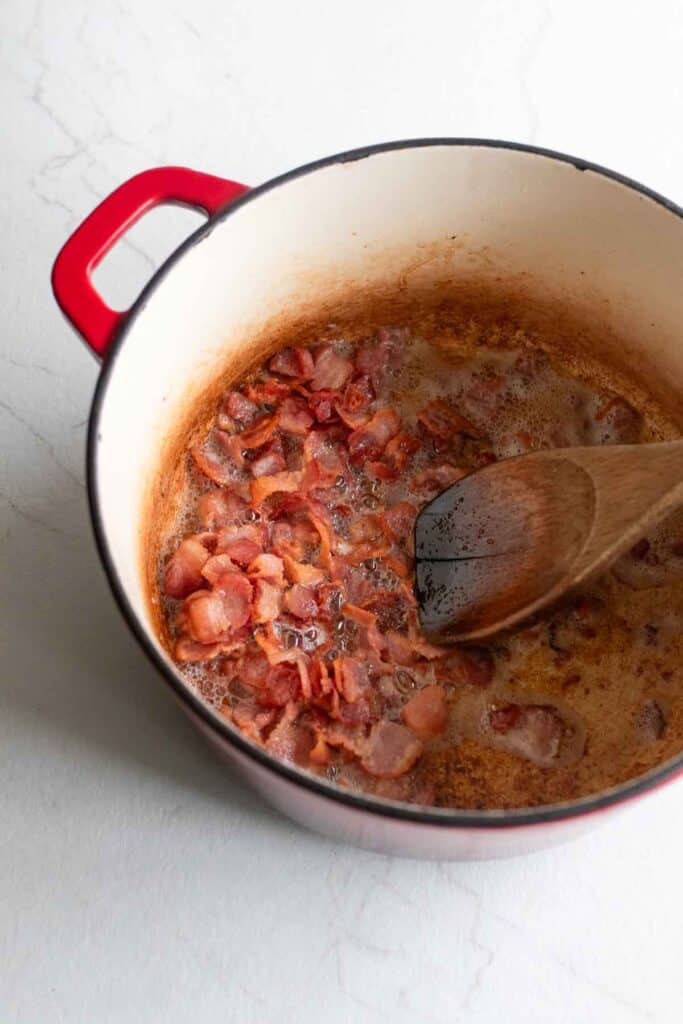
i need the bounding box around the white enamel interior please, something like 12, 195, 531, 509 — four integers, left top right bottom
94, 143, 683, 686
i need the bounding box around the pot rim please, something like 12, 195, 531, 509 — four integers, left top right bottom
87, 137, 683, 829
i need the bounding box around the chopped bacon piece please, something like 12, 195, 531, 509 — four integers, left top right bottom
228, 703, 277, 740
213, 572, 252, 630
361, 721, 423, 779
309, 389, 341, 423
490, 704, 522, 733
282, 554, 325, 586
349, 514, 384, 544
279, 396, 314, 435
186, 591, 231, 644
383, 432, 420, 472
490, 704, 565, 763
343, 374, 374, 412
232, 649, 270, 687
269, 346, 315, 379
402, 685, 447, 740
257, 664, 300, 707
418, 399, 480, 440
303, 429, 347, 486
251, 441, 287, 478
198, 489, 247, 529
383, 501, 418, 543
175, 637, 222, 662
254, 633, 312, 699
285, 583, 319, 620
410, 463, 468, 493
437, 646, 495, 687
306, 501, 335, 567
335, 656, 369, 703
320, 721, 367, 757
164, 537, 210, 599
239, 414, 279, 450
244, 378, 291, 404
270, 522, 305, 560
383, 631, 444, 665
191, 431, 240, 485
342, 603, 377, 628
366, 461, 398, 482
348, 408, 401, 462
220, 390, 259, 427
248, 553, 286, 585
201, 553, 238, 584
217, 536, 263, 568
253, 579, 283, 624
217, 521, 265, 547
309, 734, 332, 765
311, 347, 354, 391
251, 470, 304, 505
335, 376, 374, 428
265, 708, 312, 764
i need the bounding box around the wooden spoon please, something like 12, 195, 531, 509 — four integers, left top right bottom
414, 441, 683, 643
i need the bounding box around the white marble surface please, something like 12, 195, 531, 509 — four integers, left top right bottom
2, 1, 683, 1020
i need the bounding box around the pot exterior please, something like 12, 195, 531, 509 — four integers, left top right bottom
54, 141, 683, 859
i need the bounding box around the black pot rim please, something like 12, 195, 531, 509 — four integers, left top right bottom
86, 137, 683, 830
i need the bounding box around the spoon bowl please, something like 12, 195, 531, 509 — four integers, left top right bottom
415, 440, 683, 642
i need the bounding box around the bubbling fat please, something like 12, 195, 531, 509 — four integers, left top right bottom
157, 322, 683, 810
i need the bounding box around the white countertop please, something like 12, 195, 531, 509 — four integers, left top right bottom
2, 1, 683, 1020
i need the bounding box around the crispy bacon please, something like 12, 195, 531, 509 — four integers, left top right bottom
302, 429, 347, 486
336, 376, 374, 428
191, 431, 240, 485
217, 536, 263, 567
257, 664, 301, 706
253, 579, 283, 623
418, 399, 480, 440
212, 572, 252, 630
220, 390, 259, 427
239, 414, 279, 450
489, 704, 565, 763
250, 440, 287, 478
361, 721, 423, 779
265, 706, 312, 764
254, 632, 312, 699
410, 463, 468, 493
348, 408, 401, 462
311, 347, 354, 391
251, 470, 304, 505
186, 590, 232, 644
269, 346, 315, 379
383, 501, 418, 543
309, 389, 341, 423
284, 583, 319, 620
248, 553, 286, 585
201, 553, 238, 585
282, 554, 325, 586
384, 432, 420, 472
342, 603, 377, 628
334, 656, 369, 703
402, 685, 447, 740
279, 396, 314, 435
436, 646, 494, 687
175, 637, 222, 662
245, 378, 291, 404
164, 537, 211, 599
198, 489, 247, 529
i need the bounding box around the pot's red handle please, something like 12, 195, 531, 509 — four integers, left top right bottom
51, 167, 249, 358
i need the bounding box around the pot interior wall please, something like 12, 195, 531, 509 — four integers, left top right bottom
92, 144, 683, 673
